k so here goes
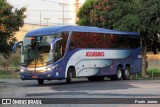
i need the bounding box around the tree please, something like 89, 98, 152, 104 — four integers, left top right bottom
77, 0, 94, 26
77, 0, 160, 76
0, 0, 26, 57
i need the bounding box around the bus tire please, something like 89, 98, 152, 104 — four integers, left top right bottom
110, 67, 122, 80
123, 67, 130, 80
66, 68, 73, 84
38, 79, 44, 85
115, 67, 122, 80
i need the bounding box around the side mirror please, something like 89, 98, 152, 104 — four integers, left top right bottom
13, 41, 23, 53
50, 38, 62, 52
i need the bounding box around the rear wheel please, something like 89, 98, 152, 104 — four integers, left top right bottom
38, 79, 44, 85
123, 67, 130, 80
116, 68, 122, 80
66, 69, 73, 84
110, 67, 122, 80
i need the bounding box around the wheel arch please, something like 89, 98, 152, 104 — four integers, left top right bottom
66, 66, 76, 78
123, 63, 131, 80
117, 64, 123, 70
125, 64, 131, 70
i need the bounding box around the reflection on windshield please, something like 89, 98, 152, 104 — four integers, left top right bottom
21, 35, 56, 66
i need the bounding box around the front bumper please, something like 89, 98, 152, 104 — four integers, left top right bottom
20, 70, 54, 80
20, 69, 65, 80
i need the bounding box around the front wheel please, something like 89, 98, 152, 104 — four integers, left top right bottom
38, 79, 44, 85
66, 69, 73, 84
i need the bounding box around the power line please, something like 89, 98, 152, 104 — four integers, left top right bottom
27, 10, 75, 12
26, 10, 75, 25
41, 0, 76, 25
41, 0, 75, 6
27, 0, 79, 25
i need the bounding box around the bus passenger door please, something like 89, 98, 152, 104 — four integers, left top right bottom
51, 38, 65, 78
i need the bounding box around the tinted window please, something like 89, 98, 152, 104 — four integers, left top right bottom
110, 34, 140, 48
69, 32, 140, 51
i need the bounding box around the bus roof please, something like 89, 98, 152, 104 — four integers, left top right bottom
25, 25, 140, 37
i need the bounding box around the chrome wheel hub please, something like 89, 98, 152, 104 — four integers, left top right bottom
117, 70, 122, 78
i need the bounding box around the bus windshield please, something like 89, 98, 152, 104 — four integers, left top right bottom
21, 34, 56, 66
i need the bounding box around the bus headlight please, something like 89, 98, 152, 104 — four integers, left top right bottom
20, 69, 25, 72
45, 64, 57, 71
46, 68, 52, 71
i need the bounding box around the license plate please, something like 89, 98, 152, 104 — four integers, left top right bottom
32, 76, 37, 78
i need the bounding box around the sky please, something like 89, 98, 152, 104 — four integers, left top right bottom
7, 0, 86, 25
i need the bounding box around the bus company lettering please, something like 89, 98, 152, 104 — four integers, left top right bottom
85, 52, 105, 57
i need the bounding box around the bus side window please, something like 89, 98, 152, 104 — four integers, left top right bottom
54, 40, 63, 61
69, 32, 79, 51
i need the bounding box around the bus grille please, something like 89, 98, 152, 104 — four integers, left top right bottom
24, 70, 44, 74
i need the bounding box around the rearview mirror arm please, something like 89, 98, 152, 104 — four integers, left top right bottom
13, 41, 23, 53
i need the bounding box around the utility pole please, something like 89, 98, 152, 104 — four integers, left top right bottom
40, 10, 41, 27
75, 0, 81, 23
59, 3, 68, 25
41, 0, 77, 25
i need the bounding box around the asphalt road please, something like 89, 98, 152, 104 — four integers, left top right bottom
0, 78, 160, 107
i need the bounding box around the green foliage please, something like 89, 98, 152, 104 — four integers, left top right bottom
0, 0, 26, 57
8, 54, 21, 67
0, 54, 20, 72
77, 0, 94, 25
139, 0, 160, 53
0, 55, 9, 68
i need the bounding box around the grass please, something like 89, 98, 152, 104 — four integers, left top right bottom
128, 69, 160, 80
147, 68, 160, 74
130, 73, 144, 80
0, 71, 19, 79
146, 68, 160, 77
